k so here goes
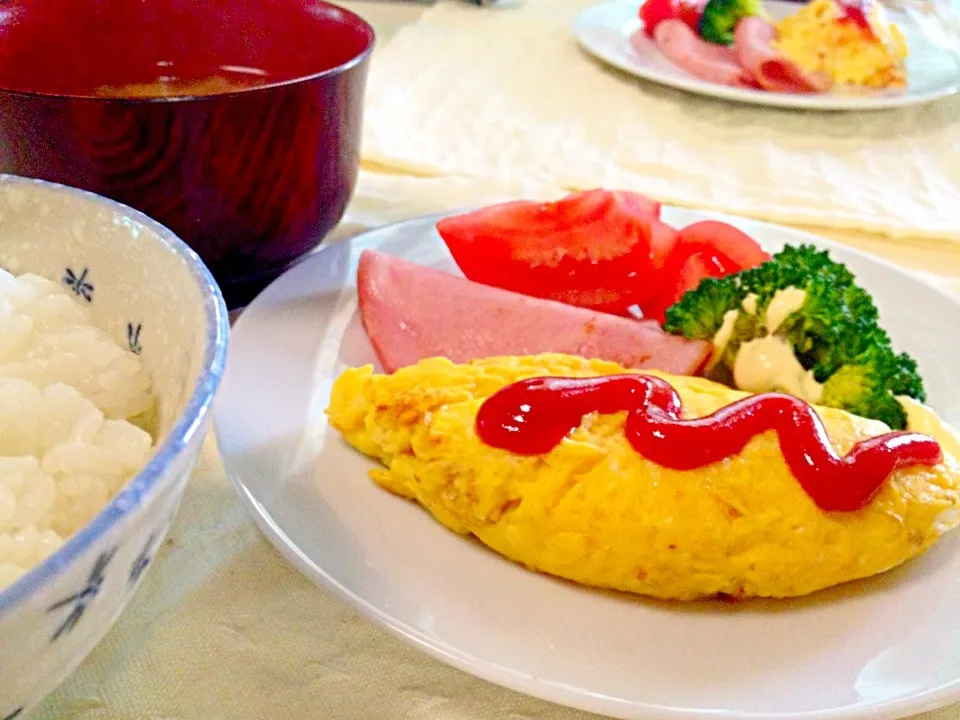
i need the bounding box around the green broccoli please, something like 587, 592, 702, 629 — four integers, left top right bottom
698, 0, 764, 45
662, 244, 925, 430
819, 346, 914, 430
660, 276, 745, 340
889, 351, 926, 401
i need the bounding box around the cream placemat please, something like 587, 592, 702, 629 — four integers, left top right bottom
361, 0, 960, 242
30, 170, 960, 719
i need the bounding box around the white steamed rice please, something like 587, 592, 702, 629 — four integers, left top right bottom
0, 270, 156, 591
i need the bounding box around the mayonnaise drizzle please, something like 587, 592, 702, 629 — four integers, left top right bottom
733, 335, 824, 403
708, 308, 740, 371
709, 287, 809, 383
765, 287, 807, 334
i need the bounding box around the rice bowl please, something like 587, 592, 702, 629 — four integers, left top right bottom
0, 174, 228, 717
0, 270, 158, 590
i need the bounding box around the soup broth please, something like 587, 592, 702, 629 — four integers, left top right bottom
94, 68, 269, 98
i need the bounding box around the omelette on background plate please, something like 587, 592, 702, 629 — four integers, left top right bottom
326, 353, 960, 602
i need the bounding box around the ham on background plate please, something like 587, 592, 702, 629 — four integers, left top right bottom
643, 19, 759, 88
734, 16, 831, 92
637, 15, 829, 93
357, 250, 711, 376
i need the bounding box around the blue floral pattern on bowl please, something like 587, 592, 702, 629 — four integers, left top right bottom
0, 175, 229, 716
48, 548, 116, 643
127, 322, 144, 355
62, 266, 94, 302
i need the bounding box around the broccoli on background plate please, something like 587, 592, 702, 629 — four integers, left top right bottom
698, 0, 764, 44
663, 244, 925, 430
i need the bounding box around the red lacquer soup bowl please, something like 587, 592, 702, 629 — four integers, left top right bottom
0, 0, 375, 308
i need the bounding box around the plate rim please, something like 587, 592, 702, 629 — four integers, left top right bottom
571, 0, 960, 112
216, 206, 960, 720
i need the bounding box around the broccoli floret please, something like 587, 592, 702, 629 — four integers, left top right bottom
750, 245, 855, 293
889, 351, 926, 403
777, 275, 847, 361
662, 243, 925, 429
698, 0, 764, 44
820, 345, 913, 430
779, 278, 885, 381
661, 276, 746, 339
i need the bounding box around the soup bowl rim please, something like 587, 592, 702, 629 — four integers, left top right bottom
0, 0, 375, 103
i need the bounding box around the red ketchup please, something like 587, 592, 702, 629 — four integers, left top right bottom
475, 375, 943, 512
837, 0, 876, 35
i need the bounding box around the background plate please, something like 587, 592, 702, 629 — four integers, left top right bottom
572, 0, 960, 110
214, 208, 960, 720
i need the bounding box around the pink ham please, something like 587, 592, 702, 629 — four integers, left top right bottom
357, 250, 710, 375
642, 20, 758, 89
734, 17, 831, 93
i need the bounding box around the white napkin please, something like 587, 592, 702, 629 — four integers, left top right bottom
361, 0, 960, 242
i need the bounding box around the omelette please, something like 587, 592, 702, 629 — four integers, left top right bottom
774, 0, 909, 90
326, 353, 960, 601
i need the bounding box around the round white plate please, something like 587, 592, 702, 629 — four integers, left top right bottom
214, 207, 960, 720
572, 0, 960, 110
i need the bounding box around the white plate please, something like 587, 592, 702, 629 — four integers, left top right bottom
572, 0, 960, 110
214, 208, 960, 720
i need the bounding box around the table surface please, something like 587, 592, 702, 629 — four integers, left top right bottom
31, 2, 960, 719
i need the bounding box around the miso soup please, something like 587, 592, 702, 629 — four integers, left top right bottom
93, 67, 269, 99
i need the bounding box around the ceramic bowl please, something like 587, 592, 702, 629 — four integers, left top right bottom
0, 0, 375, 309
0, 175, 229, 716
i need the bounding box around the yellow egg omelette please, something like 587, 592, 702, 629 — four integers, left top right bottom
774, 0, 909, 89
326, 353, 960, 601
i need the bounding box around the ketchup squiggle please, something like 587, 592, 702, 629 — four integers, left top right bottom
837, 0, 876, 35
475, 375, 942, 512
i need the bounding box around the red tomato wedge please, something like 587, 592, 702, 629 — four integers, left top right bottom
677, 0, 707, 30
438, 189, 770, 327
643, 220, 771, 323
639, 0, 706, 36
644, 251, 731, 323
640, 0, 679, 37
675, 220, 772, 270
436, 189, 677, 316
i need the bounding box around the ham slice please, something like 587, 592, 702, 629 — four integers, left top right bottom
644, 20, 757, 89
357, 250, 711, 375
734, 17, 831, 93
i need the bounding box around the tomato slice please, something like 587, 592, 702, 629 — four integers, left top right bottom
675, 220, 771, 269
640, 0, 704, 36
437, 189, 674, 316
639, 0, 680, 37
644, 251, 729, 323
677, 0, 707, 31
641, 221, 770, 323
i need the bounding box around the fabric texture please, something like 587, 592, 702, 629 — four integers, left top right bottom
361, 0, 960, 243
